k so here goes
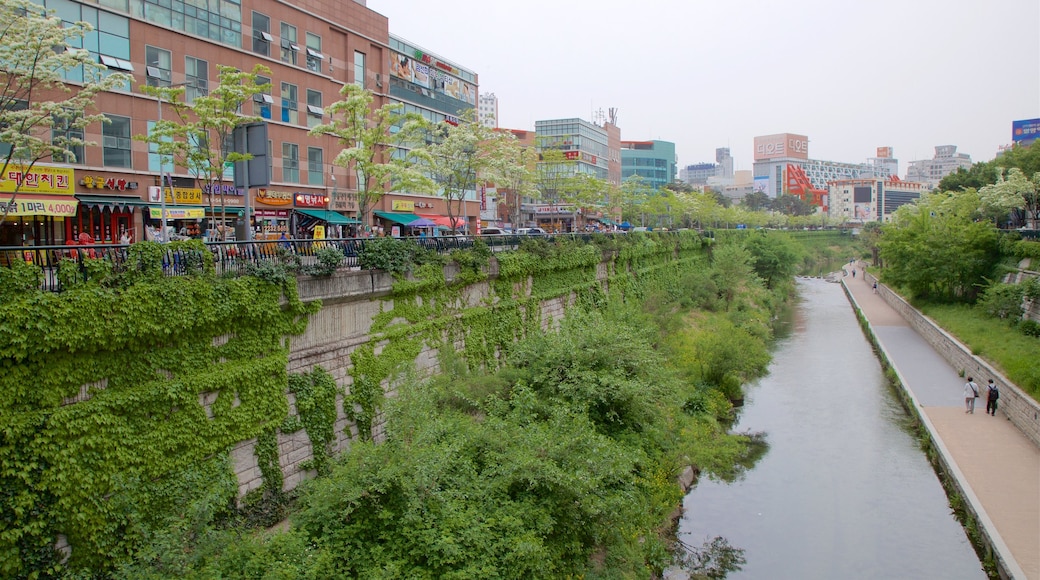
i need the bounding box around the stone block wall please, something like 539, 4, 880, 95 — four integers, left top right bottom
233, 259, 615, 496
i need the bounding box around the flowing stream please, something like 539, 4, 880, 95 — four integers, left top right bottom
676, 278, 985, 579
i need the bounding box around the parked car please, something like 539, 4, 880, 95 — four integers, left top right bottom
480, 227, 511, 235
516, 227, 547, 236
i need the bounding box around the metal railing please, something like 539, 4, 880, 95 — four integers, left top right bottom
1, 232, 644, 292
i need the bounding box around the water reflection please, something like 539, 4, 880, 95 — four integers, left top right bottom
677, 278, 985, 579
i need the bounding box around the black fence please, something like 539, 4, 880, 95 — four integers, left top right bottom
0, 232, 638, 292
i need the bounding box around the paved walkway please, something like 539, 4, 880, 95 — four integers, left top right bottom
842, 263, 1039, 580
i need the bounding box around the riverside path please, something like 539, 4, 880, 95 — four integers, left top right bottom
842, 263, 1039, 580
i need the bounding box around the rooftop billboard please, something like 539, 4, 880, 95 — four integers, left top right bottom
754, 133, 809, 161
1012, 118, 1040, 144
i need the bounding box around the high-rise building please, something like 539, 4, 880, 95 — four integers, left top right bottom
905, 145, 972, 187
477, 92, 498, 128
828, 178, 925, 223
751, 133, 890, 210
620, 140, 677, 190
0, 0, 483, 247
680, 163, 719, 186
716, 147, 734, 179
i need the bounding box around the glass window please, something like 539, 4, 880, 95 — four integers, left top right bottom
307, 147, 323, 185
306, 89, 322, 128
52, 114, 84, 164
185, 56, 208, 102
251, 11, 270, 56
305, 32, 322, 72
280, 82, 297, 124
280, 22, 298, 65
282, 142, 298, 183
103, 114, 132, 168
145, 45, 172, 87
253, 74, 271, 119
146, 120, 174, 172
353, 50, 365, 87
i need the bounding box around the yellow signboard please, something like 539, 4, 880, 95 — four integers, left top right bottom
149, 187, 203, 204
0, 194, 78, 217
0, 165, 75, 195
312, 225, 325, 240
392, 199, 415, 212
149, 207, 206, 219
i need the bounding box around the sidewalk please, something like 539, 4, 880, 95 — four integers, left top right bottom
843, 264, 1039, 580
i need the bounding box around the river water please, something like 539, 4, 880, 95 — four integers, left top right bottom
676, 278, 985, 579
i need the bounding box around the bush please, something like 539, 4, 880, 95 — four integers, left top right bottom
977, 281, 1025, 320
357, 236, 415, 275
303, 246, 344, 277
1018, 319, 1040, 337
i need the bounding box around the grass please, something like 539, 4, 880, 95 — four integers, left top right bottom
919, 302, 1040, 399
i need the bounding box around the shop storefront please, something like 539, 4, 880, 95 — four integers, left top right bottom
255, 189, 294, 239
0, 164, 79, 247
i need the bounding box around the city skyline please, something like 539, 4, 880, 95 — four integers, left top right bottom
369, 0, 1040, 173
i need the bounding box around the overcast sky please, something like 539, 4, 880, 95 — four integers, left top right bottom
367, 0, 1039, 175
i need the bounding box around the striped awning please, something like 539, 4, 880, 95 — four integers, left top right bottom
76, 194, 149, 213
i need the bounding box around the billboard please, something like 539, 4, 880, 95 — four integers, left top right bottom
876, 147, 893, 159
753, 133, 809, 161
1012, 118, 1040, 144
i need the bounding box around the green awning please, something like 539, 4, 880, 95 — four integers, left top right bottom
295, 208, 359, 225
373, 210, 422, 226
599, 217, 616, 226
207, 206, 247, 216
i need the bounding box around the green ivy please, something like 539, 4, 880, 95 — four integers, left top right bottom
0, 249, 319, 577
287, 367, 339, 476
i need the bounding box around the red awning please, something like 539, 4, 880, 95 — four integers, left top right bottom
417, 214, 468, 229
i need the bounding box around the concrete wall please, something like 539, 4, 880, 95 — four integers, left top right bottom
243, 259, 611, 496
865, 272, 1040, 448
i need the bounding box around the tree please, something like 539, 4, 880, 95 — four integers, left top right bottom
533, 145, 577, 231
498, 145, 538, 229
995, 140, 1040, 178
558, 172, 607, 230
742, 190, 772, 211
140, 64, 270, 239
978, 168, 1040, 228
412, 109, 517, 234
309, 84, 430, 230
619, 175, 653, 227
878, 190, 1000, 302
0, 0, 131, 224
937, 161, 999, 192
771, 194, 813, 216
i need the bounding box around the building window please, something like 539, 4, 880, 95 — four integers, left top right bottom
282, 142, 298, 183
307, 147, 323, 186
253, 74, 272, 119
252, 11, 271, 56
185, 56, 209, 103
280, 22, 298, 65
103, 114, 132, 168
145, 45, 171, 87
306, 89, 323, 129
146, 120, 173, 173
280, 82, 297, 124
353, 50, 365, 87
52, 114, 84, 164
305, 32, 323, 72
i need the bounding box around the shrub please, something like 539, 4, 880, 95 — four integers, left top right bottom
976, 281, 1025, 320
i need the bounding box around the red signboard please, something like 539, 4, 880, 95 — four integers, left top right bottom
294, 193, 329, 208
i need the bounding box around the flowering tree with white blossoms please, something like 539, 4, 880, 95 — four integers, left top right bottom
0, 0, 131, 225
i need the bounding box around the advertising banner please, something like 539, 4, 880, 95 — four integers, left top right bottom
754, 133, 809, 161
392, 199, 415, 212
0, 194, 78, 217
1012, 118, 1040, 143
0, 164, 74, 195
391, 54, 414, 83
413, 62, 430, 88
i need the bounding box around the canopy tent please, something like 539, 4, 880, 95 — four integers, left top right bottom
417, 214, 468, 230
407, 217, 438, 227
620, 221, 633, 230
295, 208, 360, 225
373, 210, 422, 226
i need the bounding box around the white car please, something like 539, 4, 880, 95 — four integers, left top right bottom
516, 227, 547, 236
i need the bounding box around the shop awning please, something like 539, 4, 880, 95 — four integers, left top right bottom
597, 217, 616, 226
148, 206, 206, 219
1, 194, 78, 217
76, 194, 149, 213
207, 206, 247, 216
295, 208, 360, 225
373, 210, 422, 226
417, 213, 468, 228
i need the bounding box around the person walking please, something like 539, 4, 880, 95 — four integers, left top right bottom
964, 377, 979, 414
986, 379, 1000, 416
872, 282, 878, 294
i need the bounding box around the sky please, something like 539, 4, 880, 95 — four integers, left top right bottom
366, 0, 1040, 175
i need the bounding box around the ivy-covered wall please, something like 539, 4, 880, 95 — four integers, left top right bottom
0, 233, 708, 576
268, 234, 710, 500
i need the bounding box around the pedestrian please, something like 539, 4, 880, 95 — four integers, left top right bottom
964, 377, 979, 414
852, 269, 856, 278
872, 282, 878, 294
986, 379, 1000, 416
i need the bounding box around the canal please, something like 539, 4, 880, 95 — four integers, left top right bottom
677, 278, 986, 579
